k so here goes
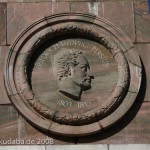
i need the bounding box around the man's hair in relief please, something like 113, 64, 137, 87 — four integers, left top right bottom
53, 49, 83, 81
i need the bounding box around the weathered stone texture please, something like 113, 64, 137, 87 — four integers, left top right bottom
109, 144, 150, 150
7, 3, 52, 45
0, 146, 45, 150
1, 144, 150, 150
52, 2, 70, 13
7, 2, 70, 45
0, 3, 6, 45
0, 105, 18, 140
77, 102, 150, 144
134, 1, 150, 42
6, 1, 135, 45
98, 1, 135, 42
1, 102, 150, 144
0, 47, 11, 104
0, 106, 75, 144
0, 0, 97, 2
136, 44, 150, 101
46, 145, 108, 150
70, 2, 89, 13
0, 105, 17, 125
70, 1, 135, 42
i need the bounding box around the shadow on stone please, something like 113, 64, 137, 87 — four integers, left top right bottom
75, 58, 146, 143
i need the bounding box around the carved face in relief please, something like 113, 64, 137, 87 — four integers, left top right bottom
71, 55, 94, 90
53, 49, 94, 100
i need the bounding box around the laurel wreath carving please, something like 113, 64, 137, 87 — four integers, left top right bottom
16, 23, 129, 125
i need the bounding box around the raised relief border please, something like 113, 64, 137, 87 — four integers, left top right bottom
4, 13, 141, 136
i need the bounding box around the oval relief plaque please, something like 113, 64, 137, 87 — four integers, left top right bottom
4, 13, 142, 136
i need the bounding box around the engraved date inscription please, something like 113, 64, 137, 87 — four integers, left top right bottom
57, 99, 92, 108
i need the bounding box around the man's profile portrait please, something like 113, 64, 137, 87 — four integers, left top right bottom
53, 49, 94, 100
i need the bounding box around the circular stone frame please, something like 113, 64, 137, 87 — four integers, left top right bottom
4, 13, 142, 136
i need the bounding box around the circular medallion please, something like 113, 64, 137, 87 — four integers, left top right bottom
4, 13, 142, 136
